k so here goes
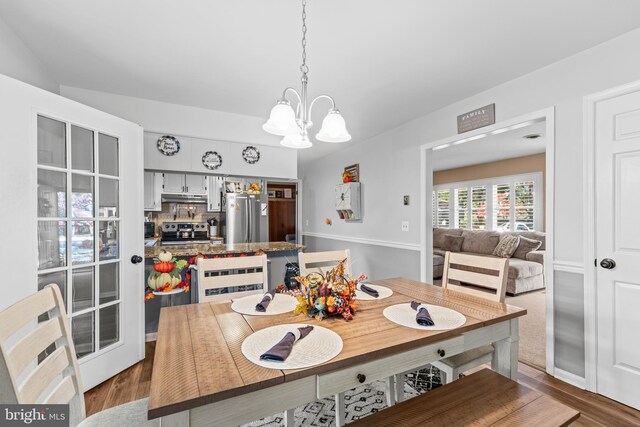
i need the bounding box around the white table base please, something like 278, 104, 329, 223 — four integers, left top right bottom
158, 318, 519, 427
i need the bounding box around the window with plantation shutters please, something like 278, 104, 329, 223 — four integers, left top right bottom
471, 186, 487, 230
455, 187, 469, 228
492, 183, 510, 230
436, 189, 450, 228
432, 172, 542, 232
515, 180, 535, 230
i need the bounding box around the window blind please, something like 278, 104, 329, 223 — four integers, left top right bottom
436, 189, 450, 228
492, 183, 510, 230
471, 186, 487, 230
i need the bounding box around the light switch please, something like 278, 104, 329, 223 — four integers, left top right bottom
401, 221, 409, 232
305, 219, 309, 226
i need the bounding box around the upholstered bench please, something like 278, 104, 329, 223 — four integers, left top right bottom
349, 369, 579, 427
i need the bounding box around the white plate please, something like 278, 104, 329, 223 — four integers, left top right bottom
241, 324, 343, 370
231, 293, 298, 316
383, 303, 467, 330
355, 284, 393, 301
152, 288, 184, 296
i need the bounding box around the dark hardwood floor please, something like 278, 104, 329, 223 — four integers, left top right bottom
85, 341, 640, 426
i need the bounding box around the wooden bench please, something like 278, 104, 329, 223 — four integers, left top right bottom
349, 369, 580, 427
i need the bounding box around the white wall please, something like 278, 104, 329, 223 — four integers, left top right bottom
60, 86, 288, 150
0, 15, 58, 93
301, 27, 640, 379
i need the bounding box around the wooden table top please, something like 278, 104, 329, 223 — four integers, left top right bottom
147, 277, 527, 419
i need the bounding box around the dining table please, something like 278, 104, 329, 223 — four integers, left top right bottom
147, 277, 527, 427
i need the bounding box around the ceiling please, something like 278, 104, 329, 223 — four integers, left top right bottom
1, 1, 640, 165
432, 121, 546, 171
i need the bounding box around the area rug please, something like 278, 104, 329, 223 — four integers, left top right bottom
506, 290, 546, 370
243, 367, 442, 426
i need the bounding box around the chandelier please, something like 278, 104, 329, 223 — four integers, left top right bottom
263, 0, 351, 149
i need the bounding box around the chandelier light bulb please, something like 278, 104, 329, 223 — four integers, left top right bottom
263, 100, 298, 136
280, 133, 313, 149
316, 109, 351, 143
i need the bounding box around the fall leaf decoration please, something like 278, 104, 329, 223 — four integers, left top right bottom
288, 259, 365, 321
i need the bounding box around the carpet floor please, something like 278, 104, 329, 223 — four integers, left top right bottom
506, 290, 546, 370
244, 367, 442, 426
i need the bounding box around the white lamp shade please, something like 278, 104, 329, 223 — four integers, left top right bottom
263, 102, 299, 136
316, 110, 351, 143
280, 134, 313, 149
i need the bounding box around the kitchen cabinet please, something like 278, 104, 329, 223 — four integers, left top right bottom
162, 173, 207, 195
144, 171, 162, 211
207, 176, 225, 212
144, 132, 298, 179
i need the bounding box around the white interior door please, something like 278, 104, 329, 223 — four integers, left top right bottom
595, 88, 640, 410
0, 74, 144, 391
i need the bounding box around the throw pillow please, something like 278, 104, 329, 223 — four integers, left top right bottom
493, 235, 520, 258
442, 235, 464, 252
513, 236, 543, 260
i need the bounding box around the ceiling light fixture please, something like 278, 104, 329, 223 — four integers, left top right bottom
263, 0, 351, 149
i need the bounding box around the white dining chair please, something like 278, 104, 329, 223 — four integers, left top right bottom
298, 250, 395, 425
195, 254, 269, 303
0, 284, 158, 427
394, 251, 509, 400
298, 249, 353, 277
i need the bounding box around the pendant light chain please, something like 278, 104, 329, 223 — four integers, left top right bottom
300, 0, 308, 75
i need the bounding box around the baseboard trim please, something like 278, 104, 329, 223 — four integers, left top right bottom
145, 332, 157, 342
554, 367, 587, 389
553, 261, 585, 275
302, 232, 422, 251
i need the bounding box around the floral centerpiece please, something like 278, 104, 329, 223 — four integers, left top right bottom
289, 260, 366, 321
145, 250, 189, 301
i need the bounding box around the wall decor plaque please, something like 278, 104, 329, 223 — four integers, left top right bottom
202, 151, 223, 170
157, 135, 180, 156
242, 146, 260, 164
457, 104, 495, 134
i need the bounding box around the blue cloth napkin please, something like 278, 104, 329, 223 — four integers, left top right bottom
410, 301, 435, 326
260, 326, 314, 362
255, 289, 276, 312
358, 282, 379, 298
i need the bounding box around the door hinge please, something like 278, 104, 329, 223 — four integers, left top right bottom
594, 258, 597, 267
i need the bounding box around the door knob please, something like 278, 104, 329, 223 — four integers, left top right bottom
437, 349, 446, 357
600, 258, 616, 269
357, 373, 366, 383
131, 255, 143, 264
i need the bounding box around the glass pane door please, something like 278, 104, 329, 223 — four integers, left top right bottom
37, 115, 121, 360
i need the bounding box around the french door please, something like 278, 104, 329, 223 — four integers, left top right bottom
0, 74, 144, 390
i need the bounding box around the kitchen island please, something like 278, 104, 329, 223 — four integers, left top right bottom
144, 241, 303, 339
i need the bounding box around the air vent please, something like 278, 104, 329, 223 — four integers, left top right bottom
522, 133, 542, 140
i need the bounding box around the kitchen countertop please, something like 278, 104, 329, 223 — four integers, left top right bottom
144, 241, 304, 259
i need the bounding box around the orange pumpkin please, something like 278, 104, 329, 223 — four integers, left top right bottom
154, 261, 174, 273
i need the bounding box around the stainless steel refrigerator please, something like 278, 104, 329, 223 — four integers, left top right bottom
225, 193, 269, 244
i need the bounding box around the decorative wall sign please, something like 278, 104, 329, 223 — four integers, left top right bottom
242, 146, 260, 164
202, 151, 223, 170
343, 163, 359, 183
457, 103, 495, 134
157, 135, 181, 156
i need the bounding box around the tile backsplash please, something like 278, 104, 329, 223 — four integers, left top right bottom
146, 203, 224, 237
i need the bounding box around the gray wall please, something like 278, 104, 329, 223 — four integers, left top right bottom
303, 235, 421, 282
0, 15, 58, 92
300, 28, 640, 379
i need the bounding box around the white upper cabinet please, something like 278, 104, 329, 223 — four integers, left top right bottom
144, 171, 162, 211
144, 133, 191, 171
184, 174, 207, 194
144, 132, 297, 179
162, 172, 186, 193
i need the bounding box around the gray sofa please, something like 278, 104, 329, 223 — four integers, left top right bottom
433, 228, 546, 295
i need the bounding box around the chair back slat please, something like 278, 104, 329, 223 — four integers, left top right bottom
19, 345, 69, 403
197, 255, 268, 303
43, 375, 76, 405
0, 289, 57, 342
442, 252, 509, 303
0, 285, 86, 426
7, 317, 64, 379
298, 250, 352, 277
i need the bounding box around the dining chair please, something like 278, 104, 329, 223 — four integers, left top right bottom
0, 284, 158, 427
394, 251, 509, 398
298, 249, 353, 277
298, 250, 395, 424
195, 254, 269, 303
